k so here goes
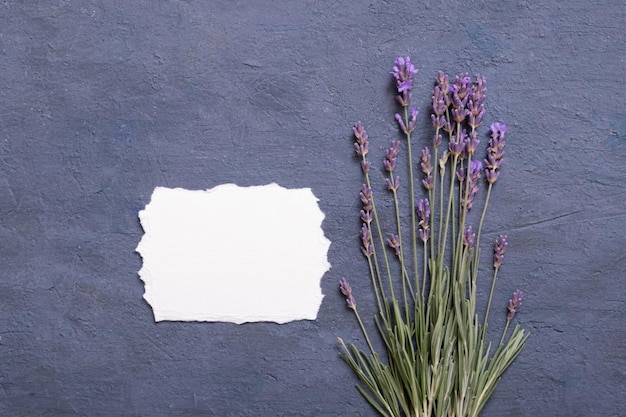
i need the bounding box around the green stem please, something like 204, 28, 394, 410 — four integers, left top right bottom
474, 183, 493, 267
366, 174, 396, 303
499, 319, 511, 346
439, 154, 459, 264
354, 308, 376, 354
392, 186, 415, 317
483, 267, 500, 331
404, 106, 419, 290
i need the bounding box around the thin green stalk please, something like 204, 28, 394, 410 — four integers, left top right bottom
365, 252, 385, 315
438, 154, 459, 263
364, 170, 396, 304
403, 106, 419, 289
474, 183, 493, 266
499, 319, 511, 346
422, 239, 428, 298
483, 267, 500, 331
353, 308, 377, 355
391, 186, 415, 317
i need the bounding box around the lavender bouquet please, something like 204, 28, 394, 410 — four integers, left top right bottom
338, 57, 528, 417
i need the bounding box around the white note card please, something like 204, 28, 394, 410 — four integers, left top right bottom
136, 184, 331, 324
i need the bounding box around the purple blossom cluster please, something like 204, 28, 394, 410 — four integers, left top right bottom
429, 71, 506, 170
391, 56, 418, 107
493, 235, 508, 268
359, 185, 374, 258
416, 198, 430, 243
507, 290, 523, 320
384, 141, 401, 191
387, 234, 401, 257
458, 160, 483, 212
353, 121, 371, 174
420, 147, 434, 190
392, 57, 420, 135
395, 109, 419, 135
339, 277, 356, 310
485, 122, 508, 184
463, 225, 476, 250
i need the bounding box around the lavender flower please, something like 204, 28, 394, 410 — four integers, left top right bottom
353, 121, 369, 157
460, 160, 483, 211
452, 73, 472, 103
439, 150, 449, 176
360, 223, 373, 257
387, 234, 401, 257
507, 290, 523, 320
456, 166, 466, 183
360, 209, 373, 224
395, 109, 418, 135
392, 56, 418, 107
416, 198, 431, 242
464, 130, 480, 155
339, 278, 356, 310
451, 107, 469, 124
436, 71, 450, 99
384, 140, 400, 172
385, 176, 401, 191
485, 122, 508, 184
468, 74, 486, 129
463, 225, 476, 250
360, 184, 373, 212
431, 114, 446, 130
493, 234, 508, 268
420, 147, 434, 190
433, 133, 442, 149
432, 85, 447, 118
420, 147, 433, 176
448, 139, 465, 157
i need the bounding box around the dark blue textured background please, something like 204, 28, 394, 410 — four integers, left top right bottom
1, 1, 625, 416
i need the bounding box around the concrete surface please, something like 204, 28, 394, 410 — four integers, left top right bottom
0, 0, 624, 416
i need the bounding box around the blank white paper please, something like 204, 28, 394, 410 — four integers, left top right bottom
136, 184, 331, 324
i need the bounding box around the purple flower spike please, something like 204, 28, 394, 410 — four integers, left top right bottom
360, 223, 373, 257
385, 175, 401, 191
339, 278, 356, 310
408, 108, 419, 132
432, 85, 447, 117
353, 121, 369, 156
387, 234, 401, 257
507, 290, 523, 320
460, 160, 482, 212
463, 225, 476, 250
360, 209, 373, 224
453, 73, 472, 102
354, 141, 369, 157
391, 56, 418, 92
420, 147, 433, 175
392, 56, 418, 107
395, 113, 407, 134
485, 122, 507, 184
361, 160, 371, 174
420, 147, 434, 191
468, 74, 486, 128
384, 140, 401, 172
464, 130, 480, 155
416, 198, 431, 243
493, 235, 508, 268
360, 185, 373, 212
490, 122, 509, 139
448, 139, 465, 157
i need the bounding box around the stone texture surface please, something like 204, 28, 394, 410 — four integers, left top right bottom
0, 1, 624, 416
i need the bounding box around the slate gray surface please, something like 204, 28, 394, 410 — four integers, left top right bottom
1, 1, 625, 416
